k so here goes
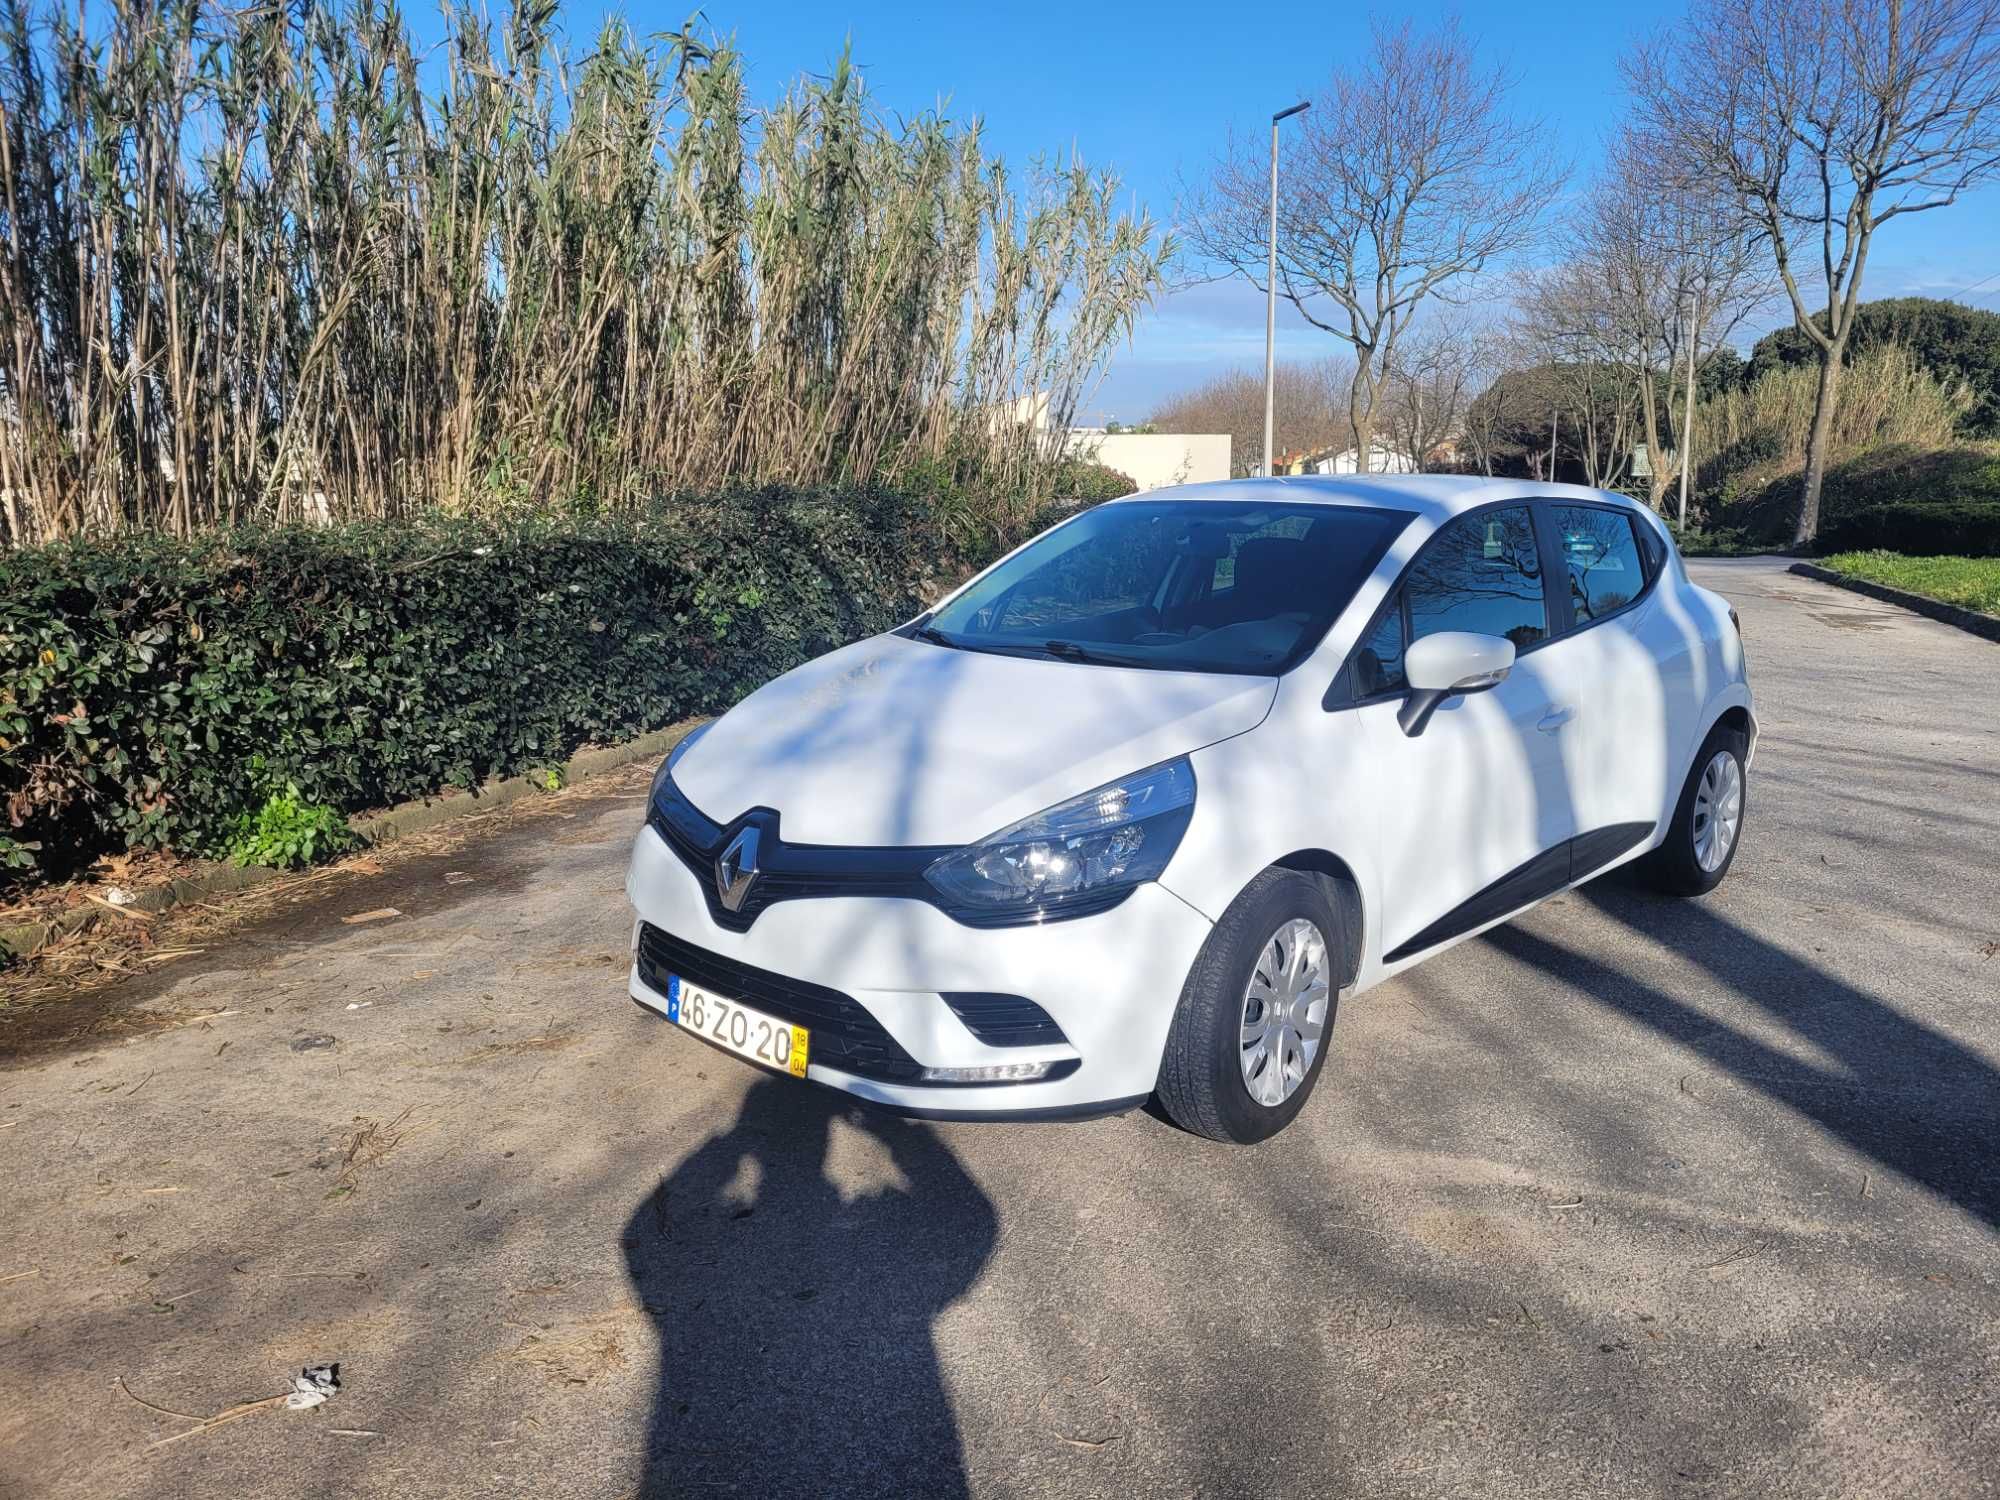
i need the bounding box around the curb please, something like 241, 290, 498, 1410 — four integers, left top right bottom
1788, 563, 2000, 644
0, 719, 702, 963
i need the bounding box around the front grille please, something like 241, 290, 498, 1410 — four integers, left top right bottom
942, 992, 1069, 1048
635, 923, 922, 1083
648, 786, 945, 933
646, 775, 1140, 931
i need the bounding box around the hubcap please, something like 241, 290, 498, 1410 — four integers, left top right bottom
1691, 749, 1743, 873
1238, 918, 1331, 1108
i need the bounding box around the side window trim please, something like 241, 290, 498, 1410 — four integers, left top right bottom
1328, 497, 1554, 711
1530, 501, 1576, 635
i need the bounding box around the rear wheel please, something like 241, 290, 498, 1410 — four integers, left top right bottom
1643, 724, 1747, 896
1156, 869, 1342, 1144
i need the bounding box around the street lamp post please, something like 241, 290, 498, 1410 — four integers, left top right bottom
1263, 100, 1310, 478
1679, 288, 1698, 530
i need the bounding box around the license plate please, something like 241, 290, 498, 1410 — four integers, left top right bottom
664, 975, 809, 1079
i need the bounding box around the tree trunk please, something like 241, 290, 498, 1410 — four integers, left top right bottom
1795, 346, 1843, 547
1635, 362, 1669, 510
1348, 361, 1377, 472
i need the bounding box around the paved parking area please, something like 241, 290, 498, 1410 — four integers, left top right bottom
1, 557, 1996, 1499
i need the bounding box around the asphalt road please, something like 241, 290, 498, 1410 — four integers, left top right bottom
2, 557, 1996, 1500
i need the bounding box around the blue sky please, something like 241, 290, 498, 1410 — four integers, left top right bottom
542, 0, 2000, 421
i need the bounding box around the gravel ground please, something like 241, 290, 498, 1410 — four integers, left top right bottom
0, 556, 1995, 1500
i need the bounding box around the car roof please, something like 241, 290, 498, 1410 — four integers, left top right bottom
1118, 473, 1642, 524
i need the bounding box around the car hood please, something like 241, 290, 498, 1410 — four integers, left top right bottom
672, 634, 1276, 846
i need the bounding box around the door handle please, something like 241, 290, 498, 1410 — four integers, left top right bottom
1537, 705, 1576, 734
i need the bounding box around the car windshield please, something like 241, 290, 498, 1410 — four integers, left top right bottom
918, 499, 1412, 675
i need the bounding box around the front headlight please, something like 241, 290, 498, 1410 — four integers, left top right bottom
924, 758, 1196, 924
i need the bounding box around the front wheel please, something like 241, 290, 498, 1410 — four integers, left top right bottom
1643, 725, 1748, 896
1155, 869, 1342, 1144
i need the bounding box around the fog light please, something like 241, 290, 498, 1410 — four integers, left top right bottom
920, 1061, 1053, 1084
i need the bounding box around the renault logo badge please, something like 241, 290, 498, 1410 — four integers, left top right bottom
715, 826, 761, 913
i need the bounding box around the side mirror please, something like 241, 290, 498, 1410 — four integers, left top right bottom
1398, 632, 1516, 737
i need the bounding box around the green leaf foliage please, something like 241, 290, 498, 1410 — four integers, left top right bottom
226, 786, 357, 869
0, 486, 1079, 888
1701, 442, 2000, 555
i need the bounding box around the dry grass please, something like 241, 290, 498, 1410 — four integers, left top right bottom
0, 1, 1169, 544
329, 1109, 418, 1199
1699, 344, 1972, 490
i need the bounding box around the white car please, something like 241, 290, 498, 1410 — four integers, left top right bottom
624, 476, 1754, 1143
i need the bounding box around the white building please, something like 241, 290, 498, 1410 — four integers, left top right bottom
991, 392, 1232, 492
1311, 444, 1416, 476
1065, 429, 1232, 491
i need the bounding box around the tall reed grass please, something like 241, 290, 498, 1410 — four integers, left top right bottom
0, 0, 1169, 545
1697, 343, 1972, 494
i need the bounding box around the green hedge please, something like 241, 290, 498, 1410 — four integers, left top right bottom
1809, 444, 2000, 555
1698, 441, 2000, 555
0, 486, 1077, 887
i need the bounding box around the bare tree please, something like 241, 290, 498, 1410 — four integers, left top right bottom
1629, 0, 2000, 544
1515, 262, 1645, 490
1461, 337, 1550, 477
1575, 129, 1772, 518
1183, 20, 1564, 472
1378, 317, 1493, 471
1148, 356, 1354, 475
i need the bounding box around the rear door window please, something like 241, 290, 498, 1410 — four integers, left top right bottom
1551, 505, 1648, 623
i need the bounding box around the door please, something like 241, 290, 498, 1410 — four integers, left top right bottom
1539, 502, 1675, 866
1347, 504, 1580, 962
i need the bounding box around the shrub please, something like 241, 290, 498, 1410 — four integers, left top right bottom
1696, 441, 2000, 554
0, 486, 1052, 888
1744, 297, 2000, 436
1668, 523, 1773, 558
1696, 343, 1972, 503
227, 785, 356, 869
1812, 444, 2000, 555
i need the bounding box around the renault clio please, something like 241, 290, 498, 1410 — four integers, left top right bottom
623, 476, 1754, 1143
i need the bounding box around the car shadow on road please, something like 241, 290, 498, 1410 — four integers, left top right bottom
621, 1076, 998, 1498
1489, 875, 2000, 1232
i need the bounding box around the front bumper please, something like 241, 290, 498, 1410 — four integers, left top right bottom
623, 823, 1212, 1115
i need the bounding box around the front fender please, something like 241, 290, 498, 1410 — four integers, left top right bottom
1158, 712, 1383, 985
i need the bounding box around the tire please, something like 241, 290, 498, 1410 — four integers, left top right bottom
1155, 869, 1343, 1144
1643, 724, 1748, 897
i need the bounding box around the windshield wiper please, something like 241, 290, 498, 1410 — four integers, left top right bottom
1039, 639, 1132, 664
910, 624, 962, 650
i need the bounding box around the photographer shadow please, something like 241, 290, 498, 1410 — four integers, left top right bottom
622, 1076, 998, 1498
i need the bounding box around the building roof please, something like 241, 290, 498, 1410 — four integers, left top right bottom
1123, 473, 1637, 524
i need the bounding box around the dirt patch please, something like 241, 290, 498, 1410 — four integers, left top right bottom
514, 949, 627, 974
1409, 1208, 1533, 1260
507, 1317, 632, 1387
327, 1110, 421, 1200
440, 1029, 581, 1067
1808, 608, 1893, 632
0, 761, 654, 1064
